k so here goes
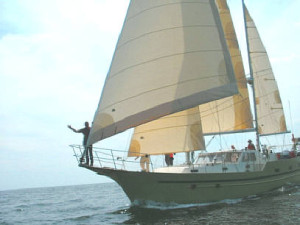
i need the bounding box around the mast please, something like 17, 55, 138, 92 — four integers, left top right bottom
242, 0, 260, 150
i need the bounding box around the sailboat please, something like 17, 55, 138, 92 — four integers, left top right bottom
70, 0, 300, 204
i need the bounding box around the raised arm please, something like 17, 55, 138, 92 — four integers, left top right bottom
68, 125, 78, 133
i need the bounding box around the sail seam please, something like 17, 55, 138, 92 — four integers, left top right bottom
256, 90, 281, 100
133, 123, 202, 135
116, 25, 217, 51
126, 1, 209, 21
253, 68, 272, 75
203, 128, 256, 136
259, 131, 290, 136
134, 120, 255, 136
131, 95, 249, 120
250, 51, 267, 54
109, 50, 225, 80
90, 82, 237, 143
200, 97, 251, 115
102, 74, 228, 110
258, 109, 284, 119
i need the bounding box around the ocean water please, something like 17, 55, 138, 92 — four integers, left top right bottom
1, 182, 300, 225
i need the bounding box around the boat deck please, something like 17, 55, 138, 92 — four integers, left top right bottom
70, 145, 299, 174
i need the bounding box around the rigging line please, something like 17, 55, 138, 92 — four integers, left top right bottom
214, 101, 223, 150
124, 128, 134, 159
288, 101, 294, 134
155, 100, 252, 132
242, 0, 260, 150
200, 96, 251, 117
200, 102, 253, 131
203, 101, 221, 133
200, 94, 250, 117
205, 135, 215, 149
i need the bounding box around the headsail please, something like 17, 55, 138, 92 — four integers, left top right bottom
244, 5, 287, 136
128, 107, 204, 156
199, 0, 253, 135
88, 0, 239, 145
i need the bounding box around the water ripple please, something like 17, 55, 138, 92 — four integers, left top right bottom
0, 183, 300, 225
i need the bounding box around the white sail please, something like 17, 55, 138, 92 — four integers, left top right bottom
128, 0, 253, 156
244, 5, 287, 135
88, 0, 238, 145
199, 0, 253, 135
128, 107, 204, 156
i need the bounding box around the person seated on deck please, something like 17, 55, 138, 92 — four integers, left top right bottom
247, 140, 256, 150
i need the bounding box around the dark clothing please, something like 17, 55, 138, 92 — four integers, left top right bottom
170, 153, 174, 166
85, 145, 93, 166
165, 153, 174, 166
165, 154, 170, 166
78, 127, 90, 146
78, 126, 93, 165
248, 143, 255, 150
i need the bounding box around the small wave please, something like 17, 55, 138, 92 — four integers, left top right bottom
15, 208, 24, 212
129, 198, 243, 210
68, 214, 93, 221
15, 204, 29, 208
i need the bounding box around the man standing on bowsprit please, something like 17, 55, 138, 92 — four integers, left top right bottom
68, 122, 93, 166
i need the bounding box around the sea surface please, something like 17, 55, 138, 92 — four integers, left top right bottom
1, 182, 300, 225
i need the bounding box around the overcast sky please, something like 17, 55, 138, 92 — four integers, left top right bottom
1, 0, 299, 191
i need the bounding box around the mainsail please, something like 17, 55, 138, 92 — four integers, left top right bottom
244, 5, 287, 136
88, 0, 239, 146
